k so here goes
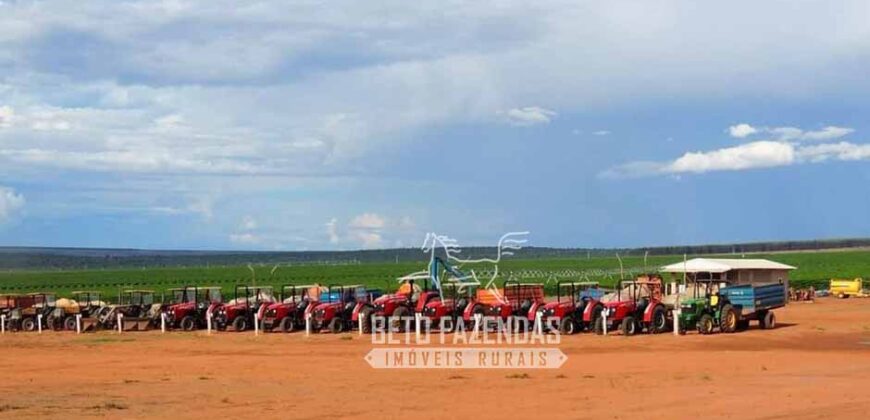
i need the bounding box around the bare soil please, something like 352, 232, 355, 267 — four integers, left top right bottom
1, 298, 869, 419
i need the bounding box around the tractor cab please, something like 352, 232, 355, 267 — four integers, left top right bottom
421, 280, 474, 330
13, 293, 58, 332
261, 284, 322, 332
214, 285, 275, 332
311, 284, 364, 333
678, 279, 738, 334
118, 290, 157, 318
164, 286, 222, 331
71, 291, 104, 316
0, 294, 21, 330
538, 281, 597, 334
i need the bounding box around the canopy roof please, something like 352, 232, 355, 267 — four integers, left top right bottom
660, 258, 796, 274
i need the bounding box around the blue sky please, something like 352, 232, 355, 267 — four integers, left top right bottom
1, 1, 870, 250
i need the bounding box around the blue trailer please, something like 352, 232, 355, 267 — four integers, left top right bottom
719, 283, 786, 330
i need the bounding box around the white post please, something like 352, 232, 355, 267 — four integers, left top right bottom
415, 313, 421, 342
117, 314, 123, 333
1, 315, 5, 334
673, 308, 681, 336
602, 310, 608, 336
160, 313, 166, 333
358, 315, 363, 336
534, 312, 543, 336
206, 312, 213, 335
37, 314, 43, 333
473, 313, 482, 334
254, 314, 259, 336
75, 314, 82, 334
305, 313, 311, 336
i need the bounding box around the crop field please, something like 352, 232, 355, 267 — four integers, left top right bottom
1, 250, 868, 298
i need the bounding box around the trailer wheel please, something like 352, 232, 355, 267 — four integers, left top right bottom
22, 317, 37, 332
279, 317, 295, 333
621, 316, 637, 336
760, 311, 776, 329
232, 316, 248, 332
64, 316, 78, 331
180, 316, 196, 331
651, 306, 667, 334
698, 314, 715, 335
720, 305, 738, 333
328, 317, 344, 334
559, 318, 576, 335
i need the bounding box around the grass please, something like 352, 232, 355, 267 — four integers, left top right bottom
0, 250, 866, 297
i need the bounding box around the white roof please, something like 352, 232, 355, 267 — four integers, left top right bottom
660, 258, 796, 274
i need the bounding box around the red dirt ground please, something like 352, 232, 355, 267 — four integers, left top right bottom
1, 298, 869, 419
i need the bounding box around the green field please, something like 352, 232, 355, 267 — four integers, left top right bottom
1, 250, 868, 299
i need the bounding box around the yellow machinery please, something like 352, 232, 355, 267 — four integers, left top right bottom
829, 278, 867, 298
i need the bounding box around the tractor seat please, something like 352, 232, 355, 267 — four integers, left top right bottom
456, 298, 468, 312
520, 299, 532, 314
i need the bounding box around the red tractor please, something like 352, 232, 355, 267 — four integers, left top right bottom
537, 281, 602, 335
310, 285, 367, 333
420, 281, 474, 331
462, 280, 546, 331
213, 285, 275, 332
355, 277, 437, 333
260, 284, 323, 333
588, 276, 667, 336
163, 286, 222, 331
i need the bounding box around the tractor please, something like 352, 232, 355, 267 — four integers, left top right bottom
261, 284, 323, 332
213, 285, 275, 332
463, 280, 546, 332
97, 290, 163, 331
355, 276, 437, 333
676, 279, 739, 334
310, 285, 369, 333
537, 281, 602, 335
421, 281, 475, 331
12, 293, 58, 332
0, 294, 21, 331
48, 291, 105, 331
163, 286, 223, 331
588, 276, 665, 336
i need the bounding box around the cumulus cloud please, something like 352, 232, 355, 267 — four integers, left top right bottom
327, 213, 415, 248
0, 186, 25, 224
728, 123, 757, 138
667, 141, 795, 173
348, 213, 386, 229
229, 233, 260, 245
501, 107, 557, 127
729, 123, 854, 142
325, 218, 340, 244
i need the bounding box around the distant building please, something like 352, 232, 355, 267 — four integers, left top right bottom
660, 258, 796, 292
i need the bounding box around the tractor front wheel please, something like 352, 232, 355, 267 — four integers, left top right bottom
720, 305, 738, 333
559, 317, 576, 335
64, 316, 78, 331
593, 316, 605, 335
621, 316, 637, 336
328, 317, 345, 334
22, 317, 37, 332
279, 317, 295, 333
698, 314, 715, 335
651, 306, 668, 334
232, 316, 249, 332
180, 316, 196, 331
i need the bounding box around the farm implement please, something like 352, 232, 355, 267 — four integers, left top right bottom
538, 281, 603, 334
261, 284, 323, 332
97, 290, 163, 331
163, 286, 223, 331
213, 285, 275, 332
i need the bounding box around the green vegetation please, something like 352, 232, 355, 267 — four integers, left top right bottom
0, 250, 867, 298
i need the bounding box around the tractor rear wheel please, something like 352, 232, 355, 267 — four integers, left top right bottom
279, 317, 295, 333
760, 311, 776, 329
64, 316, 78, 331
180, 316, 196, 331
390, 306, 410, 332
720, 305, 738, 333
22, 317, 37, 332
359, 307, 373, 333
232, 316, 248, 332
698, 314, 715, 335
559, 317, 576, 335
651, 306, 667, 334
621, 316, 637, 336
328, 317, 344, 334
593, 316, 605, 335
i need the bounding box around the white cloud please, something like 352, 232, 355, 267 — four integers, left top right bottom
728, 123, 757, 138
797, 142, 870, 162
240, 215, 257, 230
348, 213, 386, 229
325, 218, 339, 244
667, 141, 795, 173
592, 130, 611, 136
351, 230, 383, 248
501, 107, 557, 127
729, 123, 853, 141
0, 106, 14, 128
229, 232, 260, 244
0, 186, 25, 224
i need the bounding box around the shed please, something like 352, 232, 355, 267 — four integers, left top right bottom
660, 258, 796, 292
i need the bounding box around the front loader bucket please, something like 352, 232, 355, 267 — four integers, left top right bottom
79, 318, 99, 332
121, 318, 152, 331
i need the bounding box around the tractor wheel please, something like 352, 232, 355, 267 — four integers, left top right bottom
359, 307, 373, 333
64, 316, 78, 331
232, 316, 249, 332
180, 316, 196, 331
328, 317, 344, 334
837, 292, 845, 299
698, 314, 715, 335
279, 317, 295, 333
651, 306, 668, 334
737, 320, 750, 331
22, 317, 37, 332
559, 317, 576, 335
46, 315, 59, 331
760, 311, 776, 329
593, 316, 605, 335
720, 305, 738, 333
390, 306, 411, 332
621, 316, 637, 336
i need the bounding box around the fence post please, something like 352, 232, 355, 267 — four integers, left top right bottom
206, 312, 212, 335
160, 312, 166, 333
305, 313, 311, 336
37, 314, 43, 333
358, 315, 363, 336
117, 314, 123, 333
254, 314, 259, 336
602, 310, 608, 336
1, 314, 5, 334
76, 314, 82, 334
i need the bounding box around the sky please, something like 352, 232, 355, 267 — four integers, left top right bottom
1, 0, 870, 251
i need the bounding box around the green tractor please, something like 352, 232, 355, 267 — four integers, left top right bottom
677, 280, 739, 335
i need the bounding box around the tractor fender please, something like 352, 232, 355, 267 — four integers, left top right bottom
462, 303, 479, 322
643, 303, 659, 323
257, 304, 267, 321
526, 302, 543, 321
206, 303, 221, 316
583, 301, 602, 322
351, 302, 371, 321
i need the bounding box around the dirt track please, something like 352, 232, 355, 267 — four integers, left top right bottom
1, 298, 869, 419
